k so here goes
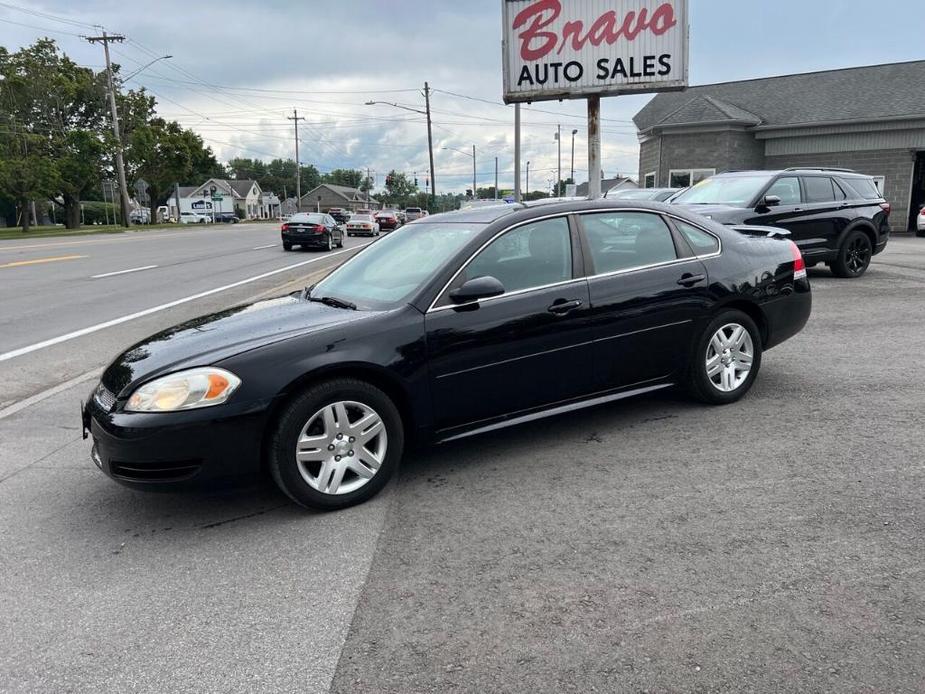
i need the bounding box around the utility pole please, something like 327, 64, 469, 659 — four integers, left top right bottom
86, 31, 131, 228
556, 123, 562, 196
288, 109, 305, 211
472, 145, 477, 200
424, 82, 437, 208
494, 157, 498, 200
588, 96, 602, 199
526, 161, 530, 196
366, 167, 371, 205
514, 104, 521, 203
570, 129, 578, 183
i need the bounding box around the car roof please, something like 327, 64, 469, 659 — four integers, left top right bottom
714, 169, 870, 178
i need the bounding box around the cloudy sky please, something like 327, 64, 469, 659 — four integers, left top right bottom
1, 0, 922, 194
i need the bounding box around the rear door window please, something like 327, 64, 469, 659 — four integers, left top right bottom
765, 177, 802, 205
802, 177, 836, 203
581, 212, 678, 274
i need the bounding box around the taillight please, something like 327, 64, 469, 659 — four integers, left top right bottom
879, 202, 891, 214
790, 241, 806, 281
281, 223, 289, 232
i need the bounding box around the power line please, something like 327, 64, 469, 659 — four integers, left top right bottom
0, 1, 98, 28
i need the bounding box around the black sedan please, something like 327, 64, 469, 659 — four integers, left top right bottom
83, 200, 811, 510
281, 212, 344, 251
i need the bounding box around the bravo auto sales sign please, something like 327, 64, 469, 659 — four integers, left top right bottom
502, 0, 689, 103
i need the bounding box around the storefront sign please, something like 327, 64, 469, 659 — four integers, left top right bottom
502, 0, 689, 103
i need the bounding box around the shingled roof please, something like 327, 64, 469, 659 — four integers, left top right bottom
634, 60, 925, 133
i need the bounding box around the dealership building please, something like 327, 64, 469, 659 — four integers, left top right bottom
634, 60, 925, 231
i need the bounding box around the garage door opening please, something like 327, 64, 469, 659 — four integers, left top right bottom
910, 151, 925, 231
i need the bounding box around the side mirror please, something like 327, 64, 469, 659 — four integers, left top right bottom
449, 276, 505, 304
760, 195, 782, 208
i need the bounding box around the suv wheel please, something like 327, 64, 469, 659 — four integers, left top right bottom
686, 310, 762, 405
268, 379, 404, 510
831, 230, 872, 278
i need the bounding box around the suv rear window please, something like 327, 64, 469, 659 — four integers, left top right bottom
802, 177, 836, 203
838, 177, 882, 200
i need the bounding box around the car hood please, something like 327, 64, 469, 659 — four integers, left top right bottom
101, 294, 371, 396
672, 203, 745, 221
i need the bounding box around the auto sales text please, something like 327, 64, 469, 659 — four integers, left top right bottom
517, 54, 673, 87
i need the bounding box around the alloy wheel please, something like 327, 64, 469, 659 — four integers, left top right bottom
705, 323, 754, 393
294, 401, 387, 495
845, 236, 871, 274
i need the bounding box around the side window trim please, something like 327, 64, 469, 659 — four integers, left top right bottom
429, 213, 576, 312
664, 215, 723, 259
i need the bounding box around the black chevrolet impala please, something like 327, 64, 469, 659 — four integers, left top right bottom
83, 200, 811, 510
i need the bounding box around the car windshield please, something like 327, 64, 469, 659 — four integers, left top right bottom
406, 208, 421, 213
351, 215, 372, 222
310, 223, 484, 309
673, 175, 775, 206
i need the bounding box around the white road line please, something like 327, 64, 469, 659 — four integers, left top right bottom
0, 244, 369, 363
91, 265, 158, 279
252, 243, 278, 250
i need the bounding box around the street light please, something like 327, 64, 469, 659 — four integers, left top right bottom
122, 55, 172, 82
366, 86, 437, 206
443, 145, 476, 200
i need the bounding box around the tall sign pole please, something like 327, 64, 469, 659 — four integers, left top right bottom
87, 31, 131, 228
288, 109, 305, 211
514, 104, 522, 202
501, 0, 689, 199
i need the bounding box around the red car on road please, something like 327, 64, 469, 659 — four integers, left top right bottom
375, 210, 401, 232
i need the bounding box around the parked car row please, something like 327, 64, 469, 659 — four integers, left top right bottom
280, 207, 425, 251
608, 167, 891, 278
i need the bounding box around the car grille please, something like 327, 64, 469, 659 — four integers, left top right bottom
110, 459, 203, 483
93, 383, 116, 411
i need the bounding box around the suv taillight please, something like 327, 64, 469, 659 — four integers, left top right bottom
790, 241, 806, 281
879, 202, 891, 214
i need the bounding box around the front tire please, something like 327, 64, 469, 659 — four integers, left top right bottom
326, 235, 333, 252
268, 379, 404, 511
831, 229, 872, 278
686, 310, 762, 405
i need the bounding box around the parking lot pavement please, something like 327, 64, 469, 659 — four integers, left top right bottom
0, 387, 392, 694
330, 242, 925, 693
1, 238, 923, 693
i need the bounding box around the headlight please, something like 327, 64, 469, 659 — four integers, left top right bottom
125, 367, 241, 412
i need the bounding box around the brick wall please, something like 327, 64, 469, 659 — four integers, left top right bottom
639, 139, 660, 186
649, 130, 766, 187
765, 149, 915, 232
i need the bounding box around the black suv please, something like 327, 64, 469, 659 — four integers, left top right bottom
672, 168, 890, 278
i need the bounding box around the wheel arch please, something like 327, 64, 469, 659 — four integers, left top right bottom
714, 299, 769, 348
259, 362, 416, 470
839, 219, 877, 250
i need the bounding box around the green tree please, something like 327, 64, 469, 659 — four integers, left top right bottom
127, 118, 222, 220
0, 39, 111, 229
381, 170, 418, 208
0, 147, 59, 232
323, 168, 362, 188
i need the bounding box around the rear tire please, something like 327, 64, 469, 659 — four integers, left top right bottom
916, 229, 925, 238
686, 310, 762, 405
831, 229, 872, 278
268, 379, 404, 511
283, 242, 292, 251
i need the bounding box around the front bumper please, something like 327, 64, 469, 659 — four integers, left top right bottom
83, 394, 270, 491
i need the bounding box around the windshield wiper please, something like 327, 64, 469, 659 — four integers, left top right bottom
307, 294, 357, 310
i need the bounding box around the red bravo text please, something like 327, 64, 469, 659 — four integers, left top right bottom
512, 0, 678, 62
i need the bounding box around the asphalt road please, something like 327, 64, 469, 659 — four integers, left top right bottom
1, 230, 923, 693
0, 222, 372, 408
